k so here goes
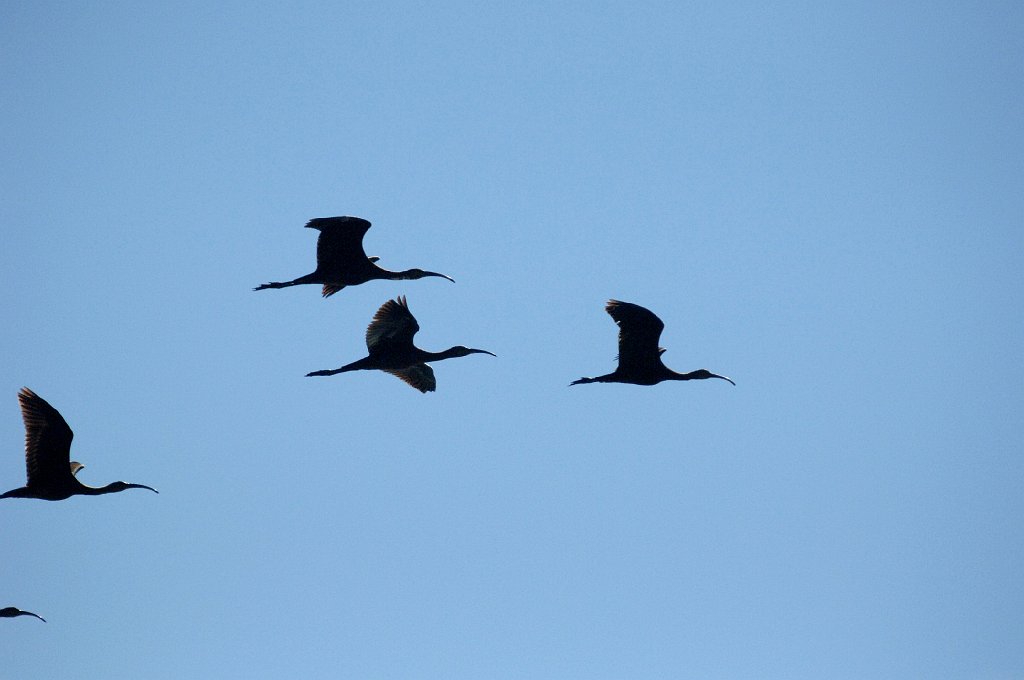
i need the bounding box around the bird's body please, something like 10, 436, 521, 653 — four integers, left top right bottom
306, 296, 494, 392
1, 388, 158, 501
571, 300, 734, 387
0, 607, 45, 623
254, 216, 455, 297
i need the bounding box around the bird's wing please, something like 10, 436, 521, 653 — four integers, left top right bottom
18, 388, 74, 487
321, 283, 343, 298
605, 300, 666, 371
365, 296, 420, 352
384, 364, 437, 393
305, 216, 373, 272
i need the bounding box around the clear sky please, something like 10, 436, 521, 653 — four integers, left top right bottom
2, 2, 1022, 678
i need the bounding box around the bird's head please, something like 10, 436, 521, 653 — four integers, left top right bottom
692, 369, 735, 385
107, 481, 160, 494
406, 268, 455, 283
450, 346, 496, 358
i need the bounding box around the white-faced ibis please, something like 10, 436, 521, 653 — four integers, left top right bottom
306, 296, 495, 392
254, 216, 455, 297
571, 300, 734, 387
1, 388, 158, 501
1, 607, 46, 622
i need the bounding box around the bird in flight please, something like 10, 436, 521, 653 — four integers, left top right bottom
254, 216, 455, 297
1, 388, 158, 501
0, 607, 46, 623
306, 296, 495, 392
571, 300, 734, 387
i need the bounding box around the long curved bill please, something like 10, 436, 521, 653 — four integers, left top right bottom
425, 271, 455, 283
710, 372, 735, 386
469, 349, 496, 357
127, 483, 159, 494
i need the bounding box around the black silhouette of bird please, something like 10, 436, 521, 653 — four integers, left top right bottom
254, 216, 455, 297
1, 388, 158, 501
571, 300, 734, 387
306, 296, 495, 392
0, 607, 46, 622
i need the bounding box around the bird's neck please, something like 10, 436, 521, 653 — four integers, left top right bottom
668, 368, 734, 385
81, 483, 120, 495
422, 347, 464, 362
381, 269, 418, 280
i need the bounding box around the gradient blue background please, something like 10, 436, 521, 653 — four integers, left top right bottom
2, 2, 1022, 678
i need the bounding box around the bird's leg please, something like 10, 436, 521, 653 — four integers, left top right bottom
306, 367, 346, 377
253, 272, 319, 291
305, 356, 376, 378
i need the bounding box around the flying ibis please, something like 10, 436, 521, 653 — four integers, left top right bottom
1, 388, 158, 501
254, 216, 454, 297
571, 300, 734, 387
306, 296, 494, 392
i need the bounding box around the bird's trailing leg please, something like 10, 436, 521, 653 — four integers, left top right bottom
253, 272, 319, 291
307, 356, 385, 376
569, 369, 618, 385
305, 357, 373, 378
306, 367, 346, 377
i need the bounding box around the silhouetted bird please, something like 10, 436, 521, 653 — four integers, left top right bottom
0, 607, 45, 622
571, 300, 734, 387
306, 296, 494, 392
254, 216, 455, 297
1, 388, 158, 501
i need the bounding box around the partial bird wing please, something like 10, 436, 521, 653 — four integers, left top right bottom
321, 283, 344, 298
605, 300, 666, 372
365, 296, 420, 352
384, 364, 437, 393
305, 216, 373, 273
18, 388, 74, 488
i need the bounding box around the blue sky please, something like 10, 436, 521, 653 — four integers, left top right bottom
2, 2, 1022, 678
